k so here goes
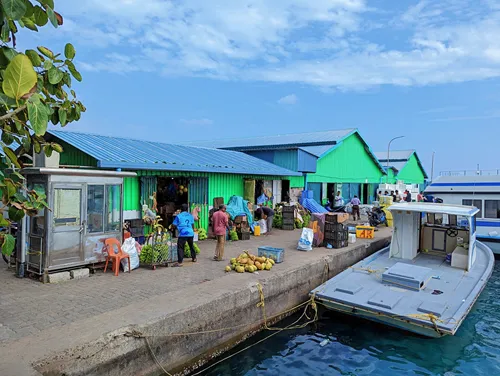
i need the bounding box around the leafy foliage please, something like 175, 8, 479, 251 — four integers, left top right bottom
0, 1, 85, 256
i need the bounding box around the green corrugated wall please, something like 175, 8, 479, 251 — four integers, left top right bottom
307, 134, 384, 183
58, 140, 98, 167
395, 154, 426, 184
123, 176, 141, 211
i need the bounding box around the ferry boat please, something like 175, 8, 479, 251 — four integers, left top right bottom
425, 170, 500, 254
311, 203, 494, 338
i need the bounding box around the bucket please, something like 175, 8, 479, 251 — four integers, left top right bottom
254, 225, 261, 236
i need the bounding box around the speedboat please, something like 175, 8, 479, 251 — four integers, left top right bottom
311, 203, 495, 338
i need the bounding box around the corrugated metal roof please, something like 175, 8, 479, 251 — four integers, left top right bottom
300, 145, 335, 158
47, 130, 301, 176
183, 129, 355, 150
375, 150, 414, 162
376, 149, 428, 179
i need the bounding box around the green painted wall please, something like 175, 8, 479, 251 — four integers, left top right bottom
289, 175, 305, 188
396, 154, 426, 184
307, 134, 384, 184
123, 176, 141, 211
58, 140, 98, 167
384, 168, 396, 184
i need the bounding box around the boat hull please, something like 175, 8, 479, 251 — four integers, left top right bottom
318, 298, 448, 338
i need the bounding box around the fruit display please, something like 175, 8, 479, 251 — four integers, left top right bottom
226, 250, 275, 273
197, 228, 207, 240
229, 229, 239, 241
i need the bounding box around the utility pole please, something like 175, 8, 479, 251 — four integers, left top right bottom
431, 152, 435, 182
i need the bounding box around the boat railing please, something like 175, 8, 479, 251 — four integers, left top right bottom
440, 169, 500, 177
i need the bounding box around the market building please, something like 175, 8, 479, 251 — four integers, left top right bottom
186, 129, 386, 205
39, 130, 302, 231
374, 150, 428, 185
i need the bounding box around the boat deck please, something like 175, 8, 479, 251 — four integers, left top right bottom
312, 242, 494, 334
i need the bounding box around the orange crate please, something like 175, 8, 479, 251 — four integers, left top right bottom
355, 226, 375, 239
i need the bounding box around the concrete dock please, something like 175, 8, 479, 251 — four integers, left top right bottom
0, 227, 391, 376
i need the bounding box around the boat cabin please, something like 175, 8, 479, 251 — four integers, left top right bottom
388, 203, 478, 271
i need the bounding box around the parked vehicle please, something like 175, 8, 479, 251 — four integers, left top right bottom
368, 207, 388, 227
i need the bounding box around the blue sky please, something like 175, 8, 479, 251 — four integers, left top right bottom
19, 0, 500, 176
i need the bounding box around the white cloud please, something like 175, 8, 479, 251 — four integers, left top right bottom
278, 94, 299, 105
43, 0, 500, 90
180, 118, 214, 126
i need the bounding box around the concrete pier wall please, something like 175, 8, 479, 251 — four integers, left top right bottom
34, 235, 391, 376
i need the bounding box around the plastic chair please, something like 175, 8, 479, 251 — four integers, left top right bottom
104, 238, 131, 276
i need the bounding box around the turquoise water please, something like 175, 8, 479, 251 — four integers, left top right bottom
198, 262, 500, 376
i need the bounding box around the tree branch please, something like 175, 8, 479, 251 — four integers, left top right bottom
0, 105, 27, 122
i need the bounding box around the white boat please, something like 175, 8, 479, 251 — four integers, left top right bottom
425, 172, 500, 254
311, 203, 495, 338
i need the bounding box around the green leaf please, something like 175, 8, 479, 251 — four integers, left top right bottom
0, 93, 16, 108
2, 54, 37, 100
48, 66, 63, 84
43, 59, 52, 70
0, 22, 10, 43
33, 5, 48, 26
51, 142, 63, 153
2, 0, 27, 20
62, 72, 71, 88
0, 46, 17, 62
2, 147, 20, 168
20, 16, 37, 31
1, 131, 14, 145
27, 98, 48, 135
58, 107, 67, 126
33, 139, 41, 154
70, 89, 76, 98
44, 144, 52, 157
64, 43, 75, 59
22, 135, 31, 152
0, 214, 9, 227
45, 6, 57, 28
25, 49, 42, 66
37, 46, 53, 59
2, 234, 15, 256
66, 60, 82, 81
8, 206, 24, 221
39, 0, 54, 9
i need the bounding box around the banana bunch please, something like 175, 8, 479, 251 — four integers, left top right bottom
224, 250, 275, 273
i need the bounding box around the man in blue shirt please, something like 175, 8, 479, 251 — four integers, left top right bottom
172, 204, 197, 266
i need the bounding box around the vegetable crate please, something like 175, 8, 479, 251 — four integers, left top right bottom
282, 223, 295, 231
282, 205, 295, 213
140, 231, 177, 270
258, 246, 284, 263
356, 226, 375, 239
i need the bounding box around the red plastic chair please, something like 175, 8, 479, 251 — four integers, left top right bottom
104, 238, 131, 276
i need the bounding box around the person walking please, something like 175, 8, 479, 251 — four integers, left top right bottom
212, 204, 229, 261
350, 195, 361, 221
256, 205, 275, 235
171, 203, 196, 267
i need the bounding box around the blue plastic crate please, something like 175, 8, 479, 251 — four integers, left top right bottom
258, 246, 284, 263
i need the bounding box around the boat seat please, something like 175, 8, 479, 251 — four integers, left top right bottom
451, 246, 468, 269
367, 292, 402, 310
335, 283, 363, 295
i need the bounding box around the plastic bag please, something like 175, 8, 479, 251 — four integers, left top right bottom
258, 219, 267, 234
297, 228, 314, 251
121, 237, 140, 272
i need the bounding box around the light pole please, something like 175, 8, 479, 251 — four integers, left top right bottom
386, 136, 405, 183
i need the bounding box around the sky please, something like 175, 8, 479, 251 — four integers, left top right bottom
18, 0, 500, 177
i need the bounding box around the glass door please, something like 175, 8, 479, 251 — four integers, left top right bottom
50, 184, 84, 268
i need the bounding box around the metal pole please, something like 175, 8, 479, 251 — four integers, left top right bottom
386, 136, 405, 183
431, 152, 435, 182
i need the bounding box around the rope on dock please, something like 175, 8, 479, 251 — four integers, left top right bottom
127, 282, 319, 375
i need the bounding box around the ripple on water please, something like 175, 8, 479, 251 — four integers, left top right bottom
200, 263, 500, 376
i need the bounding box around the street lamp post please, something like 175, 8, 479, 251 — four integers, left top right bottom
386, 136, 405, 183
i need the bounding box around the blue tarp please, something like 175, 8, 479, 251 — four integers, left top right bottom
301, 198, 328, 214
226, 195, 254, 225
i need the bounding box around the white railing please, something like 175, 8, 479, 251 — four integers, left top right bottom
440, 169, 500, 177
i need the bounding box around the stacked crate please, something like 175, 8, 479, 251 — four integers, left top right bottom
282, 206, 295, 231
129, 219, 145, 239
324, 215, 348, 249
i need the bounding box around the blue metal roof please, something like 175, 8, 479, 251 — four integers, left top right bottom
183, 129, 355, 150
48, 131, 301, 176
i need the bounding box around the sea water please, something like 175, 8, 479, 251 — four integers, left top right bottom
197, 262, 500, 376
